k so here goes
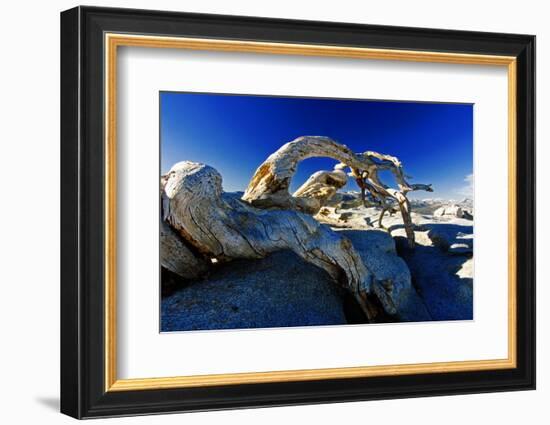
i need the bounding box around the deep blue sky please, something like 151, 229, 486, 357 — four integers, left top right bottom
160, 92, 473, 200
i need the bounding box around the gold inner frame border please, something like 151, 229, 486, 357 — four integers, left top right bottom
104, 33, 517, 392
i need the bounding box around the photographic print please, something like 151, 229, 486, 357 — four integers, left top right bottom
61, 9, 535, 417
159, 92, 474, 332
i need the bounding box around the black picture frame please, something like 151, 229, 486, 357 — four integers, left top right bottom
61, 5, 535, 419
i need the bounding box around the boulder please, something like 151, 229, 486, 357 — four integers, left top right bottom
161, 250, 347, 332
161, 228, 436, 331
433, 205, 464, 218
337, 229, 432, 322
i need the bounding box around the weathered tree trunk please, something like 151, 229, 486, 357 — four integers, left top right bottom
242, 136, 375, 214
387, 189, 415, 247
160, 217, 209, 279
243, 136, 432, 247
162, 161, 390, 317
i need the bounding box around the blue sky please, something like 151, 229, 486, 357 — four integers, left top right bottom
160, 92, 473, 200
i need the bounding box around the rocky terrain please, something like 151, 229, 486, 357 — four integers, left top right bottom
161, 193, 473, 331
160, 137, 474, 331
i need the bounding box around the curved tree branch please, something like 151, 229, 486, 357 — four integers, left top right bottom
242, 136, 376, 214
242, 136, 432, 247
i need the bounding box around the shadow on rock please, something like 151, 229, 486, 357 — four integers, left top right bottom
161, 251, 351, 332
395, 222, 473, 321
338, 229, 432, 323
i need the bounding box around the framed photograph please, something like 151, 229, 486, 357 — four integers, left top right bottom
60, 6, 535, 419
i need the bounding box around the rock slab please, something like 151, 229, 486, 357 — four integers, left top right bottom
337, 229, 432, 322
161, 251, 347, 332
394, 224, 473, 321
